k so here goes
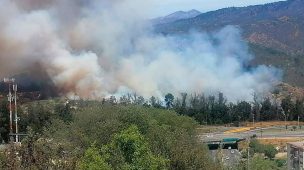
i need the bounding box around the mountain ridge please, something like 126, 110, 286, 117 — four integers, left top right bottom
154, 0, 304, 87
152, 9, 201, 25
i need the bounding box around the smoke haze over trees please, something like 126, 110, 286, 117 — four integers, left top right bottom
0, 0, 280, 101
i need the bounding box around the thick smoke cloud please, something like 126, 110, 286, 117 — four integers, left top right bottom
0, 0, 280, 101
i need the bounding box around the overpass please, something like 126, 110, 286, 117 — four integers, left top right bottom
204, 138, 245, 150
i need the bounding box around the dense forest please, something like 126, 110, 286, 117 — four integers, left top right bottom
170, 92, 303, 125
101, 92, 303, 125
1, 92, 302, 143
0, 93, 293, 169
0, 100, 220, 169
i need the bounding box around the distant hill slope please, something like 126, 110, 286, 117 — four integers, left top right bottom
154, 0, 304, 87
152, 9, 201, 25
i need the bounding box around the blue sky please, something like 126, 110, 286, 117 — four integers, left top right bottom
151, 0, 284, 17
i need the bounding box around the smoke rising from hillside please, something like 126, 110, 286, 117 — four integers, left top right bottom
0, 0, 280, 101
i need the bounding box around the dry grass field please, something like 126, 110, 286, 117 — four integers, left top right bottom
243, 121, 304, 128
224, 121, 304, 134
258, 137, 304, 148
224, 127, 254, 134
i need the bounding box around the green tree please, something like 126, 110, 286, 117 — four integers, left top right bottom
150, 96, 162, 108
210, 93, 229, 124
264, 144, 278, 159
77, 144, 111, 170
165, 93, 174, 109
102, 125, 168, 170
260, 98, 276, 121
252, 93, 261, 122
150, 96, 157, 107
120, 95, 131, 106
275, 159, 287, 168
249, 156, 277, 170
134, 96, 145, 106
173, 93, 188, 116
235, 101, 251, 121
249, 139, 264, 153
249, 139, 278, 159
294, 99, 304, 121
14, 104, 218, 169
22, 102, 53, 133
55, 102, 73, 122
281, 96, 295, 120
0, 99, 9, 142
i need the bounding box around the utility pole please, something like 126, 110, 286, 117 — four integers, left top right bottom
13, 84, 19, 143
247, 131, 250, 170
4, 78, 15, 142
247, 146, 250, 170
284, 112, 287, 132
298, 115, 300, 128
252, 114, 255, 127
260, 122, 263, 138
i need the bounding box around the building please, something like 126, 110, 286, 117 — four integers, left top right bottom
205, 138, 245, 150
287, 142, 304, 170
205, 138, 244, 167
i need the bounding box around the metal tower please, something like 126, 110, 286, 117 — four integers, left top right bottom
3, 78, 19, 143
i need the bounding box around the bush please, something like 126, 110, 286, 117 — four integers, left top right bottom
101, 125, 168, 170
249, 139, 278, 159
275, 159, 287, 168
236, 155, 279, 170
249, 139, 264, 153
241, 148, 254, 158
6, 104, 219, 170
250, 156, 278, 169
68, 105, 219, 169
77, 144, 111, 170
264, 145, 278, 159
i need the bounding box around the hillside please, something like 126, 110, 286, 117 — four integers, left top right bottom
151, 9, 201, 25
0, 102, 219, 169
154, 0, 304, 87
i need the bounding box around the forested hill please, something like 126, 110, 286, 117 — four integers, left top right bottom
151, 9, 201, 25
154, 0, 304, 87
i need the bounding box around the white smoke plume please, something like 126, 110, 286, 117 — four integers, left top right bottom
0, 0, 280, 101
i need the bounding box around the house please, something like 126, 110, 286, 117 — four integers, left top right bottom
287, 142, 304, 170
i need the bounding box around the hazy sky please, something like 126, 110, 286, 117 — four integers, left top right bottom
151, 0, 284, 17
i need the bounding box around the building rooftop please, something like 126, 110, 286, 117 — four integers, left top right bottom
288, 141, 304, 149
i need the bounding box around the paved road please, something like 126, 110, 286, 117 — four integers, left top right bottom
201, 126, 304, 142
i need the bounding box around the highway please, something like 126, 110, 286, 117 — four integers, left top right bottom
200, 126, 304, 142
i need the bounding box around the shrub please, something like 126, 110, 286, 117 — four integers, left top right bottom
42, 105, 219, 170
101, 125, 168, 170
249, 139, 278, 159
264, 145, 278, 159
77, 144, 111, 170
